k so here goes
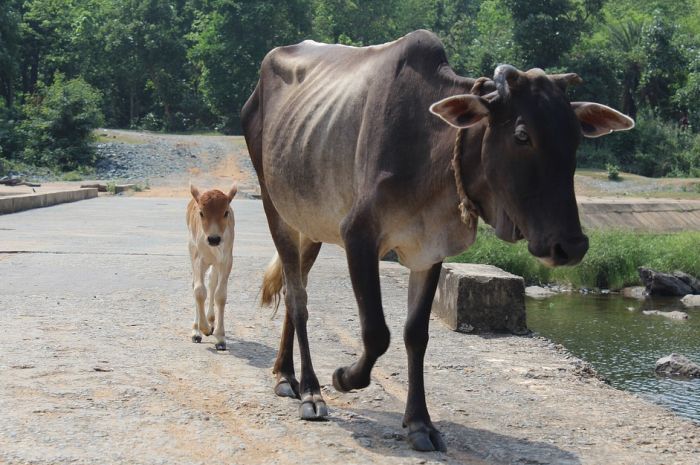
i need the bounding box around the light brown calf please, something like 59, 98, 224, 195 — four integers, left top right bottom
186, 183, 237, 350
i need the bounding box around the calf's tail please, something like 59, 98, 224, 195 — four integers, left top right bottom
261, 252, 284, 315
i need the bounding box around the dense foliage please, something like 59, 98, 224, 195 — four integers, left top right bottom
451, 225, 700, 289
1, 0, 700, 175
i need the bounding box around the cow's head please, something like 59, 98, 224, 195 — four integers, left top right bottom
190, 183, 237, 246
430, 65, 634, 266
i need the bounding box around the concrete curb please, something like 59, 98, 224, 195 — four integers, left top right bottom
578, 200, 700, 231
0, 188, 98, 215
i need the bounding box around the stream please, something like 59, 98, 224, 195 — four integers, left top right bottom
527, 293, 700, 424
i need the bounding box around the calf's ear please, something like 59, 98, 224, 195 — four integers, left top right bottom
571, 102, 635, 138
429, 94, 490, 129
227, 183, 238, 203
190, 183, 200, 202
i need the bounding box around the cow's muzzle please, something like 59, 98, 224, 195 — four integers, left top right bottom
207, 235, 221, 247
530, 234, 589, 267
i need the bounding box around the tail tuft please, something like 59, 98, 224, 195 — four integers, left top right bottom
261, 252, 284, 316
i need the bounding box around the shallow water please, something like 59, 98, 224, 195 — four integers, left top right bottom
526, 293, 700, 423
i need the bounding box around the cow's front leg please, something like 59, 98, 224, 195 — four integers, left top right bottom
333, 226, 390, 392
403, 263, 446, 452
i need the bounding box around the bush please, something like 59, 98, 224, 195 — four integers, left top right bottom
450, 225, 700, 289
606, 163, 621, 181
18, 75, 104, 171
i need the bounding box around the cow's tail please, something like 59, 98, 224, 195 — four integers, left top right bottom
261, 252, 284, 316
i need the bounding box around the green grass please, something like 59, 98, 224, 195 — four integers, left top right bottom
449, 225, 700, 289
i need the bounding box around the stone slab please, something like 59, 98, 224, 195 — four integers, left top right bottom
433, 263, 527, 334
0, 188, 98, 215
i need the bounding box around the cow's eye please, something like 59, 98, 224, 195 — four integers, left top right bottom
199, 211, 204, 218
514, 127, 530, 145
224, 211, 229, 217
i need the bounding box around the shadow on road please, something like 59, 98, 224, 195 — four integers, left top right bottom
333, 408, 581, 465
216, 338, 277, 369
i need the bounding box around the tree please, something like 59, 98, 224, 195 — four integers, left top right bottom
503, 0, 603, 69
189, 0, 312, 133
0, 0, 21, 107
19, 75, 104, 170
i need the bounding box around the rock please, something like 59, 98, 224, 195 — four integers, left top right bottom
432, 263, 527, 335
655, 353, 700, 378
622, 286, 648, 300
641, 310, 689, 320
525, 286, 556, 299
681, 294, 700, 307
638, 267, 698, 297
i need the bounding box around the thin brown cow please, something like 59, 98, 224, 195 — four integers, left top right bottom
242, 30, 633, 451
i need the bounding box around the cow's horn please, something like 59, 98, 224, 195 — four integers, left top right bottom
494, 64, 521, 97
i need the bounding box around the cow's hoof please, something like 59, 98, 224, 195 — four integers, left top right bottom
332, 366, 370, 392
191, 335, 202, 343
275, 378, 300, 399
332, 367, 351, 392
215, 341, 226, 351
407, 425, 447, 452
299, 393, 328, 421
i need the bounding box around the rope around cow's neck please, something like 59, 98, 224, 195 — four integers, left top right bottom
451, 76, 490, 229
451, 128, 479, 229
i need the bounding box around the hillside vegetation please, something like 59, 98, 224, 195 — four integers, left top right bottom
1, 0, 700, 176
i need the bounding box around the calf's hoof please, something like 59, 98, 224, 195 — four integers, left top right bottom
191, 334, 202, 343
203, 326, 214, 337
299, 393, 328, 421
406, 423, 447, 452
215, 341, 226, 351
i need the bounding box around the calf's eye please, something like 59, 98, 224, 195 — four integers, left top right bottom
224, 211, 229, 217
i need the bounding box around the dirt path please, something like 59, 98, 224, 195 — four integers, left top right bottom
1, 198, 698, 465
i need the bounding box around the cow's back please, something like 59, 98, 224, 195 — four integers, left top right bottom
244, 30, 473, 258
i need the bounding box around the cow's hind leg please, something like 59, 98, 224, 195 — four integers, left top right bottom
262, 199, 327, 420
403, 263, 446, 452
333, 217, 391, 392
273, 237, 322, 399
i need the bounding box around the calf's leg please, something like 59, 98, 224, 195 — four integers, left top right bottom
212, 261, 231, 350
191, 258, 211, 343
403, 263, 446, 452
206, 267, 219, 335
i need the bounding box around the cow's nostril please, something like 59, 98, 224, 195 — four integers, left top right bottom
551, 235, 589, 266
552, 243, 569, 263
207, 236, 221, 246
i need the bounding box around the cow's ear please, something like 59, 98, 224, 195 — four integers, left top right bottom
190, 183, 200, 202
571, 102, 635, 138
227, 183, 237, 203
430, 94, 490, 129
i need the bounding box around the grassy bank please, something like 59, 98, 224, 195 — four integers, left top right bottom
449, 226, 700, 289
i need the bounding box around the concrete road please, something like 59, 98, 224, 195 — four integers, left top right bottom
1, 197, 698, 465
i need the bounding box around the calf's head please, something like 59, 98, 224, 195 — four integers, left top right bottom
190, 183, 237, 247
430, 65, 634, 266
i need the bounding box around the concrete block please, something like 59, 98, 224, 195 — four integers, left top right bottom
0, 188, 98, 215
432, 263, 527, 334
